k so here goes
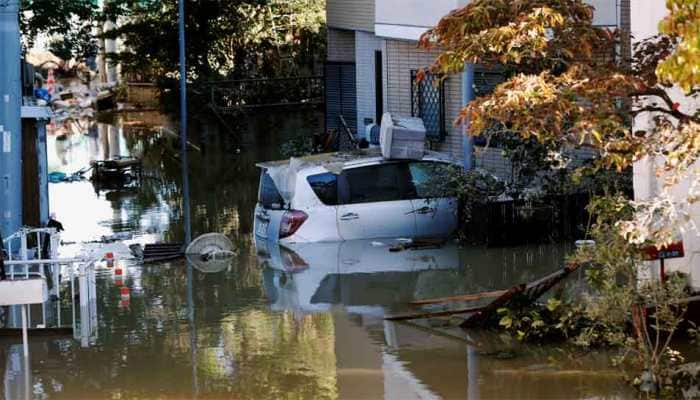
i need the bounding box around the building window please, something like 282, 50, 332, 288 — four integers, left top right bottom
411, 70, 446, 142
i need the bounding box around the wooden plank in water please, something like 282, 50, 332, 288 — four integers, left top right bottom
460, 264, 581, 329
460, 284, 526, 329
412, 263, 582, 307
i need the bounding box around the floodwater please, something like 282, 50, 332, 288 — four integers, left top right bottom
1, 109, 635, 399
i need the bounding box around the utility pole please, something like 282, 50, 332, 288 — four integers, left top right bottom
0, 0, 23, 238
178, 0, 191, 245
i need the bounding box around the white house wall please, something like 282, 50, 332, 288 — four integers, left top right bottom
631, 0, 700, 287
375, 0, 465, 40
325, 0, 626, 183
383, 40, 512, 178
355, 32, 384, 130
384, 39, 463, 159
589, 0, 619, 26
374, 0, 619, 40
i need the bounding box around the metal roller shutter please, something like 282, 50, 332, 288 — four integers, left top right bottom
325, 62, 357, 134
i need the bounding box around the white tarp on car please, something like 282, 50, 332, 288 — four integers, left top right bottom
260, 152, 358, 204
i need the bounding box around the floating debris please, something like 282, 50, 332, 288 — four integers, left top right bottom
186, 233, 236, 273
386, 263, 583, 328
91, 157, 142, 183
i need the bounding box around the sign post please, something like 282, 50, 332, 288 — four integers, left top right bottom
642, 241, 685, 283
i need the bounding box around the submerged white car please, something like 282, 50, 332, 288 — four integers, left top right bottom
254, 149, 458, 243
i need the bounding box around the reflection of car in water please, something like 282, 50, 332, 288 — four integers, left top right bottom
253, 149, 458, 243
257, 237, 463, 312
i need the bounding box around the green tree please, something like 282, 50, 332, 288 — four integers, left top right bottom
21, 0, 99, 63
103, 0, 325, 83
657, 0, 700, 93
421, 0, 699, 388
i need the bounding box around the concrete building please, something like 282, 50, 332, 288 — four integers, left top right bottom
325, 0, 628, 179
631, 1, 700, 286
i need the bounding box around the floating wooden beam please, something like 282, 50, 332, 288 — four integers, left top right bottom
461, 284, 526, 329
412, 263, 582, 307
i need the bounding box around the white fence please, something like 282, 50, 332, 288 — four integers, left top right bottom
2, 227, 99, 342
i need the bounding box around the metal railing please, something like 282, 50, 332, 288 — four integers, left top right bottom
202, 75, 324, 112
4, 227, 59, 283
2, 227, 99, 343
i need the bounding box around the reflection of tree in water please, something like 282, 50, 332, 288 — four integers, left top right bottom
212, 311, 337, 399
106, 109, 320, 244
38, 243, 338, 399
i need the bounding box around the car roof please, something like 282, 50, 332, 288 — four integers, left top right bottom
256, 148, 456, 173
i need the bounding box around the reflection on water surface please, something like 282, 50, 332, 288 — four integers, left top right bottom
1, 110, 634, 399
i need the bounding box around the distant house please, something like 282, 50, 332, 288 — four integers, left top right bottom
325, 0, 629, 179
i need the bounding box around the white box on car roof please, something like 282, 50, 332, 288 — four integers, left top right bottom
379, 113, 426, 160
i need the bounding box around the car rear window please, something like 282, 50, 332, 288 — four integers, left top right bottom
339, 163, 413, 204
259, 171, 284, 209
306, 172, 339, 205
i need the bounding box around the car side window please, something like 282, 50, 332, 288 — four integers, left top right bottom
339, 163, 413, 204
306, 172, 339, 205
408, 161, 452, 199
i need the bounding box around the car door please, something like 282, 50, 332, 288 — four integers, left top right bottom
336, 162, 416, 240
408, 161, 458, 238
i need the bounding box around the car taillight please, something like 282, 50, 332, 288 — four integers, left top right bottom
280, 247, 309, 272
279, 210, 308, 239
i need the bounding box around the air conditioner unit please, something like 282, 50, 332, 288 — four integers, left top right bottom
379, 113, 426, 160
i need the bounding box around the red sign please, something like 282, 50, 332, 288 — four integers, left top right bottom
642, 241, 685, 261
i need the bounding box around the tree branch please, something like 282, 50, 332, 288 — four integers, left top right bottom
630, 87, 700, 123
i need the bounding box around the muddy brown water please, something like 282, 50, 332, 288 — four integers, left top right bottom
0, 110, 636, 399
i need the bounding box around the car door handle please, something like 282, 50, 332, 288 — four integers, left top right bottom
417, 206, 435, 215
340, 212, 359, 221
407, 206, 435, 215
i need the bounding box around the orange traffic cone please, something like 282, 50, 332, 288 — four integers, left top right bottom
105, 252, 114, 269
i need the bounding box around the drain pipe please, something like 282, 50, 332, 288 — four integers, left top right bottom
461, 63, 475, 170
0, 1, 22, 237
